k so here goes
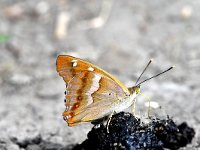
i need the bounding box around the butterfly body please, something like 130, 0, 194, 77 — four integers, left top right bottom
56, 55, 139, 126
114, 91, 137, 113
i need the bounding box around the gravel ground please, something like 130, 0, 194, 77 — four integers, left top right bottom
0, 0, 200, 149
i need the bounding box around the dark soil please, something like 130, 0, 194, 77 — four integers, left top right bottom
73, 112, 195, 150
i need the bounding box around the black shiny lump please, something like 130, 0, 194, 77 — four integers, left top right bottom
73, 112, 195, 150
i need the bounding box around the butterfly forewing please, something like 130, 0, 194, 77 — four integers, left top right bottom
56, 55, 130, 126
56, 55, 129, 93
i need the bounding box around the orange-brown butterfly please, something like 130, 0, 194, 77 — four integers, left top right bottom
56, 55, 173, 127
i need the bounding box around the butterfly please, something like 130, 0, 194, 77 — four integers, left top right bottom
56, 55, 173, 127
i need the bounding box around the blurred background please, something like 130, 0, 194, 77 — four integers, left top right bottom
0, 0, 200, 149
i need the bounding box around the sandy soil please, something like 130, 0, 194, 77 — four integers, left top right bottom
0, 0, 200, 149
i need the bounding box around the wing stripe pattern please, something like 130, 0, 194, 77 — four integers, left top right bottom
56, 55, 130, 126
63, 71, 128, 126
63, 71, 102, 125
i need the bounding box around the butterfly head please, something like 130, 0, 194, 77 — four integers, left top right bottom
128, 85, 140, 95
135, 85, 140, 94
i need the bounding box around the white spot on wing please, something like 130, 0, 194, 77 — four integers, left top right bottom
68, 106, 73, 110
71, 60, 78, 67
86, 74, 101, 105
72, 62, 77, 67
88, 67, 94, 71
94, 74, 101, 82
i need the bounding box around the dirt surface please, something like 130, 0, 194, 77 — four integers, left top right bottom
0, 0, 200, 149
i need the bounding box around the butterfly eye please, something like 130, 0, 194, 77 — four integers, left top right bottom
136, 87, 140, 94
64, 91, 66, 95
109, 93, 112, 96
64, 99, 66, 102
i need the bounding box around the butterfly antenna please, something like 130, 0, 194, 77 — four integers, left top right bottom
136, 66, 175, 86
135, 59, 153, 85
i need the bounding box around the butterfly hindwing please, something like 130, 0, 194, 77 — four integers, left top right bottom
63, 71, 128, 126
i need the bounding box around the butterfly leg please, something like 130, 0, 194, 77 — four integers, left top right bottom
106, 111, 115, 133
146, 95, 151, 118
132, 98, 137, 116
140, 93, 151, 118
